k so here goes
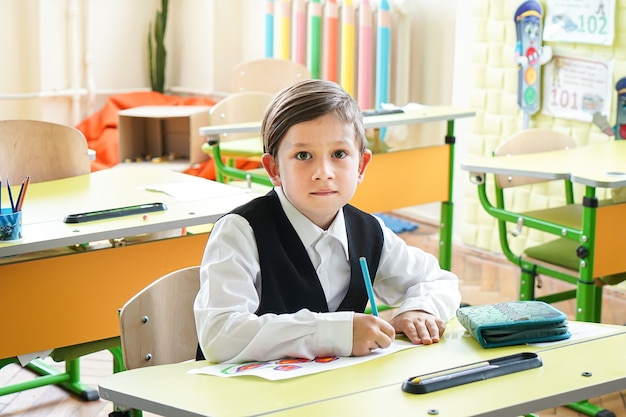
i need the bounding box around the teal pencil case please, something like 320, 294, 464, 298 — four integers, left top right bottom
456, 301, 571, 348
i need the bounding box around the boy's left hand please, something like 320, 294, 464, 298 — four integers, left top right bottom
389, 310, 445, 345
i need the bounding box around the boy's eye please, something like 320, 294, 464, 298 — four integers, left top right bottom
295, 151, 311, 160
332, 150, 347, 159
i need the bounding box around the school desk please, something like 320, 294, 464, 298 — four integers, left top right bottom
98, 320, 626, 417
0, 166, 259, 399
200, 105, 475, 270
461, 140, 626, 323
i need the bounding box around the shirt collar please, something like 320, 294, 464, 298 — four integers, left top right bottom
274, 187, 350, 261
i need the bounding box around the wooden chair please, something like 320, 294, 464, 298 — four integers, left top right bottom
0, 119, 91, 185
488, 129, 625, 321
203, 91, 273, 189
0, 119, 115, 401
109, 266, 199, 417
118, 266, 200, 370
230, 58, 311, 93
202, 59, 311, 188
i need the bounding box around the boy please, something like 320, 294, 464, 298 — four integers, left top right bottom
194, 79, 461, 363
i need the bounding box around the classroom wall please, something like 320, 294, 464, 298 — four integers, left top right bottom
461, 0, 625, 255
0, 0, 468, 240
0, 0, 268, 124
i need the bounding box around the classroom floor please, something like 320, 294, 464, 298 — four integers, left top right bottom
1, 213, 625, 417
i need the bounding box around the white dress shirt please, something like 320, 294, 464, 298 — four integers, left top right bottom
194, 187, 461, 363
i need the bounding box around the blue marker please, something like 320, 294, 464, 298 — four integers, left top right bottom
359, 256, 378, 316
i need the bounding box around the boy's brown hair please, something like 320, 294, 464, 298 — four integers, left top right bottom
261, 79, 367, 158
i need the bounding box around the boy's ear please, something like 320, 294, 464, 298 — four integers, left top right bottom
261, 153, 282, 186
357, 149, 373, 183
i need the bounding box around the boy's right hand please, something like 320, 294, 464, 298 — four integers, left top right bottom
351, 313, 396, 356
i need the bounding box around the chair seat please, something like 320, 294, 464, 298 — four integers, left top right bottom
524, 238, 626, 286
524, 238, 579, 271
50, 337, 120, 362
521, 205, 582, 230
521, 199, 615, 231
220, 137, 264, 157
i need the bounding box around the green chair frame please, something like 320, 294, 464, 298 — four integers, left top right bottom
471, 128, 622, 417
206, 136, 272, 188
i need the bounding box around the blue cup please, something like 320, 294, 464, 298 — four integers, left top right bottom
0, 208, 22, 241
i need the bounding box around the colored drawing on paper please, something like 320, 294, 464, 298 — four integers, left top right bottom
220, 356, 338, 376
189, 340, 417, 380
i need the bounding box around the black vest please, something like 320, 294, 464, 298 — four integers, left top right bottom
196, 190, 384, 360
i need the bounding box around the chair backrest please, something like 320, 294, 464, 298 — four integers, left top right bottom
493, 129, 577, 189
0, 119, 91, 184
209, 91, 274, 143
118, 266, 200, 370
230, 58, 311, 94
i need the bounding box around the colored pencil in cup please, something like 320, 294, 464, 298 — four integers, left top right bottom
357, 0, 373, 109
359, 256, 379, 316
15, 176, 30, 212
323, 0, 339, 82
6, 177, 15, 213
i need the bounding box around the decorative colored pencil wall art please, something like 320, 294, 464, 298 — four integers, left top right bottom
264, 0, 409, 110
323, 0, 339, 81
375, 0, 390, 110
265, 0, 275, 57
278, 0, 292, 59
340, 0, 356, 96
357, 0, 373, 109
307, 0, 322, 79
293, 0, 307, 65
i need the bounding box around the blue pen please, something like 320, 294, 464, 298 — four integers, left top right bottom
6, 177, 15, 213
359, 256, 379, 316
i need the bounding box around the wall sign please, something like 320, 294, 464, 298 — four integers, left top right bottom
543, 0, 615, 46
541, 54, 613, 122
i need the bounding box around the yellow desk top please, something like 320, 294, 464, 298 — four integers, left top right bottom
207, 136, 263, 157
199, 105, 475, 137
461, 141, 626, 188
0, 165, 260, 258
99, 321, 626, 417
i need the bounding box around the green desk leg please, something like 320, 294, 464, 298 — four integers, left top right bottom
568, 400, 615, 417
566, 192, 611, 417
0, 337, 122, 401
576, 188, 603, 323
0, 357, 98, 401
438, 120, 456, 271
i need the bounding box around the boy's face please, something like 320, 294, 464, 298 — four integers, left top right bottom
261, 113, 372, 230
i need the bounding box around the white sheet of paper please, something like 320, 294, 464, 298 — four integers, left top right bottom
189, 340, 418, 381
17, 349, 54, 366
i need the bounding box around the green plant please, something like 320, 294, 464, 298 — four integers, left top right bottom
148, 0, 169, 93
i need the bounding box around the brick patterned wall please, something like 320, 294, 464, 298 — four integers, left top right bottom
461, 0, 626, 257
